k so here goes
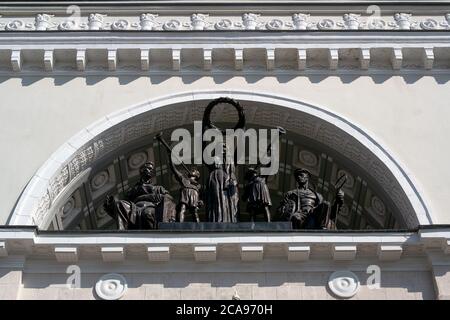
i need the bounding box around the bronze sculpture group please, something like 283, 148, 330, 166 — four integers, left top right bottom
104, 97, 345, 230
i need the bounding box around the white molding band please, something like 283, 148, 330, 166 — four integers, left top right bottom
0, 32, 450, 74
0, 12, 449, 32
0, 227, 449, 263
9, 89, 433, 229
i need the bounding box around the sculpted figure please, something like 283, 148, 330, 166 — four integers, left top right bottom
206, 146, 239, 223
202, 97, 245, 223
103, 162, 176, 230
156, 133, 203, 222
278, 168, 344, 229
242, 167, 272, 222
242, 126, 285, 222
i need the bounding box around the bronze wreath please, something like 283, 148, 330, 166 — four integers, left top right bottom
202, 97, 246, 132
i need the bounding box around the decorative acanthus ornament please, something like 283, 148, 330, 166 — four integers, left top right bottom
242, 13, 260, 30
392, 13, 413, 30
190, 13, 209, 30
88, 13, 106, 30
139, 13, 158, 30
342, 13, 361, 30
35, 14, 54, 30
291, 13, 310, 30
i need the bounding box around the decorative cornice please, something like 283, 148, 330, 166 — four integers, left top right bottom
0, 12, 449, 31
0, 32, 450, 74
0, 227, 449, 262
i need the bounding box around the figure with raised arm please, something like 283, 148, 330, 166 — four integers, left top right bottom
155, 132, 203, 222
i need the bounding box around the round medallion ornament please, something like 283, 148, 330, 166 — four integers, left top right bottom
317, 19, 335, 30
266, 19, 284, 30
59, 20, 77, 31
91, 171, 109, 190
328, 271, 360, 298
6, 20, 25, 31
214, 19, 233, 30
371, 196, 386, 217
96, 205, 108, 219
298, 150, 318, 167
95, 273, 128, 300
367, 19, 386, 30
128, 152, 148, 170
62, 196, 75, 217
163, 19, 181, 31
420, 19, 438, 30
112, 20, 129, 30
339, 205, 350, 217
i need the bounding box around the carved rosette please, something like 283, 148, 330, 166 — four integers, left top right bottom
95, 273, 128, 300
328, 271, 360, 298
35, 14, 54, 30
317, 19, 335, 30
88, 13, 106, 30
58, 20, 77, 31
6, 20, 25, 31
343, 13, 360, 30
242, 13, 260, 30
266, 19, 284, 30
367, 18, 386, 30
112, 19, 129, 30
163, 19, 181, 31
140, 13, 158, 30
191, 13, 209, 30
292, 13, 310, 30
420, 18, 438, 30
214, 19, 233, 30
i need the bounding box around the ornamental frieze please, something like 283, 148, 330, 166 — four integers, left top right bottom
0, 12, 450, 31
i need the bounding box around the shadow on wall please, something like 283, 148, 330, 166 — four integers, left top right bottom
0, 73, 449, 88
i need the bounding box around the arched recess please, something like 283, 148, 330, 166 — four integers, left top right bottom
10, 90, 433, 229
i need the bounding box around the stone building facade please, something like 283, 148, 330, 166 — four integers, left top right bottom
0, 0, 450, 300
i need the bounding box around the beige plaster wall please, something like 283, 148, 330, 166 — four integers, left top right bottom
16, 270, 435, 300
0, 74, 449, 224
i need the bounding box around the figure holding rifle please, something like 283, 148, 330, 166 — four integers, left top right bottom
324, 173, 347, 230
155, 132, 203, 223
